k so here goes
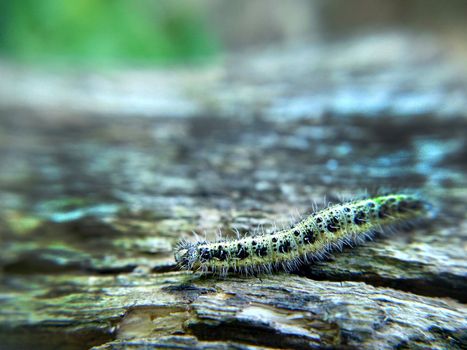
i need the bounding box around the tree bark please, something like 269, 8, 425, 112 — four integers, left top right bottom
0, 33, 466, 350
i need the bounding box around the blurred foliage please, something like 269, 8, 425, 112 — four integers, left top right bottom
0, 0, 219, 66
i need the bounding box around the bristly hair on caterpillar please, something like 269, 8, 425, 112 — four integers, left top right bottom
174, 193, 433, 276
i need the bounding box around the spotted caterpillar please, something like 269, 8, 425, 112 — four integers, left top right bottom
174, 194, 431, 276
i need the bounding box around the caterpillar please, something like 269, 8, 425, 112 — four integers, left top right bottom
174, 193, 432, 276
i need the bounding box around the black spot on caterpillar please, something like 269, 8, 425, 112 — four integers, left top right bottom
174, 194, 432, 276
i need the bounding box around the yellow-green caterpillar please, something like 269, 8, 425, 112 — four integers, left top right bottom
174, 194, 432, 276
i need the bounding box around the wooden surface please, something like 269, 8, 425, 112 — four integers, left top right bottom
0, 33, 466, 349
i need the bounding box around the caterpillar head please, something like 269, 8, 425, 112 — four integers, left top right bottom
174, 241, 198, 270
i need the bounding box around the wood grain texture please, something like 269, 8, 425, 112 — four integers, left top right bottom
0, 33, 466, 349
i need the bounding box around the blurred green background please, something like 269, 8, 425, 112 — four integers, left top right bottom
1, 0, 466, 67
0, 0, 219, 66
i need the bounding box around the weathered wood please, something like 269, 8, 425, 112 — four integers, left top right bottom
0, 33, 466, 349
2, 274, 465, 350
